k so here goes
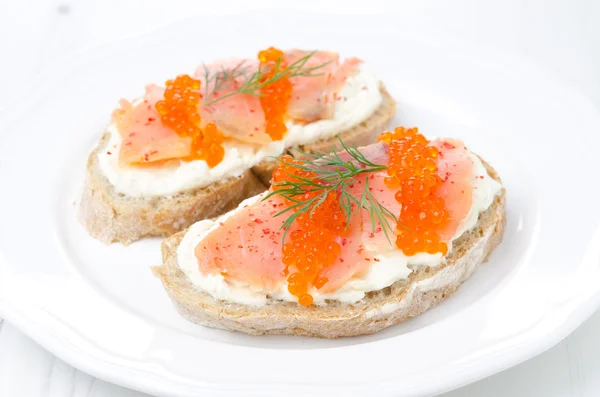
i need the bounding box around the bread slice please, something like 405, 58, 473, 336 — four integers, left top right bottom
79, 85, 396, 244
152, 160, 506, 338
78, 131, 266, 245
251, 86, 396, 185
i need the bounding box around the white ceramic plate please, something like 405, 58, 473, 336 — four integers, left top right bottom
1, 11, 600, 397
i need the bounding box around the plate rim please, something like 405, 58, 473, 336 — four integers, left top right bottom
3, 283, 600, 397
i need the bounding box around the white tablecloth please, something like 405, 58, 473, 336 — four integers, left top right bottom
1, 1, 599, 395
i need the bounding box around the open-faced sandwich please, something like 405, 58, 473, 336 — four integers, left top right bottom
153, 127, 506, 338
79, 47, 396, 244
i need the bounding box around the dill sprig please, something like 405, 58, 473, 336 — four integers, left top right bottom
263, 138, 402, 246
201, 51, 331, 106
201, 60, 249, 104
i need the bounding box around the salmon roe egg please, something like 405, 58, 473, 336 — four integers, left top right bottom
257, 47, 292, 141
155, 74, 225, 167
378, 127, 450, 256
272, 156, 346, 306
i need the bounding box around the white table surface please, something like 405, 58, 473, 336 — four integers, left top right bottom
1, 1, 600, 396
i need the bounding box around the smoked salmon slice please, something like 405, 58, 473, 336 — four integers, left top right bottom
115, 50, 363, 164
113, 85, 192, 166
194, 59, 268, 144
285, 50, 361, 123
358, 139, 475, 252
432, 139, 474, 241
194, 50, 361, 144
194, 139, 476, 295
194, 195, 288, 292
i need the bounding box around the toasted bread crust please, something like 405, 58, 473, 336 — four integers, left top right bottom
79, 85, 396, 244
152, 160, 506, 338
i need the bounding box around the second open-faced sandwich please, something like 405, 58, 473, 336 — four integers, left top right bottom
79, 47, 396, 244
153, 127, 506, 338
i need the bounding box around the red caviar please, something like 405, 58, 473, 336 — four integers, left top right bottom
272, 156, 346, 306
155, 74, 225, 167
189, 122, 225, 168
378, 127, 450, 256
257, 47, 292, 141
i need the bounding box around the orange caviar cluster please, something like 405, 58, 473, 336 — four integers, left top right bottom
258, 47, 292, 141
378, 127, 450, 256
272, 156, 346, 306
189, 122, 225, 168
155, 74, 225, 167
